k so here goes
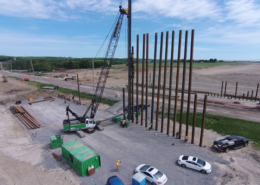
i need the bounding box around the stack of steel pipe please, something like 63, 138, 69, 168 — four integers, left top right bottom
10, 105, 41, 129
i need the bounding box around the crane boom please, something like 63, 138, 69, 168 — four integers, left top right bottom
83, 6, 127, 119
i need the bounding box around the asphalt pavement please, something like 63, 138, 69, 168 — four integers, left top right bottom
6, 98, 229, 185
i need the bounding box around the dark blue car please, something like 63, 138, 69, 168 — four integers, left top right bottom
107, 176, 124, 185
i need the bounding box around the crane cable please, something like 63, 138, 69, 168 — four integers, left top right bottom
94, 12, 120, 59
81, 11, 121, 84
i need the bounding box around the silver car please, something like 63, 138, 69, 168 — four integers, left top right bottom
178, 155, 212, 174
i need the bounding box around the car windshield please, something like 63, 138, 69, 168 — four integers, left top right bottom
154, 171, 163, 180
182, 156, 189, 160
197, 158, 206, 166
140, 165, 151, 171
226, 136, 233, 140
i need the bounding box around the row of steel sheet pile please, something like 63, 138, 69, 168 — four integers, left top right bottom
10, 105, 41, 129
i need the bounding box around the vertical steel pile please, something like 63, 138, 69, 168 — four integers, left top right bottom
256, 83, 259, 101
136, 35, 139, 124
224, 82, 227, 97
141, 34, 145, 126
167, 31, 175, 136
173, 30, 182, 137
179, 30, 188, 139
145, 33, 149, 127
185, 29, 195, 139
235, 82, 238, 99
150, 33, 158, 130
191, 94, 197, 144
123, 88, 126, 120
155, 32, 164, 131
199, 95, 208, 147
161, 31, 169, 133
221, 81, 224, 97
131, 47, 135, 121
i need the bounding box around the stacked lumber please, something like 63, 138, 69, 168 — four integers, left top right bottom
10, 106, 41, 129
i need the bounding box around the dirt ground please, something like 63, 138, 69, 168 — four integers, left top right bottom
48, 62, 260, 96
0, 63, 260, 185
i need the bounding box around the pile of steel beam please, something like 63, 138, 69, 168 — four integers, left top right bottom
10, 106, 41, 129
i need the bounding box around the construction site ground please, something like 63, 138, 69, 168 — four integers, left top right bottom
0, 62, 260, 185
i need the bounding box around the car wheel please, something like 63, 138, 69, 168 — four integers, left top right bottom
201, 170, 207, 174
181, 164, 186, 168
152, 183, 156, 185
244, 142, 248, 147
225, 148, 229, 153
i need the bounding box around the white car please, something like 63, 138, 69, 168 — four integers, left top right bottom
178, 155, 212, 174
134, 164, 167, 185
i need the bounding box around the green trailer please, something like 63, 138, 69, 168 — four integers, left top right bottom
62, 140, 101, 176
50, 135, 63, 149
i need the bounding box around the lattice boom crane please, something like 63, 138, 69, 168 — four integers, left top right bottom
63, 6, 128, 133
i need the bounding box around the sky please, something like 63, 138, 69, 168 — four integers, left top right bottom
0, 0, 260, 60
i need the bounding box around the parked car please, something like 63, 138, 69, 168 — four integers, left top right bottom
178, 155, 212, 174
134, 164, 167, 185
21, 78, 30, 81
107, 175, 124, 185
213, 135, 248, 153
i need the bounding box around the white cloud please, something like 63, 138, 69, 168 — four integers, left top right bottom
61, 0, 119, 12
0, 0, 59, 19
225, 0, 260, 27
132, 0, 221, 21
196, 25, 260, 45
0, 0, 122, 20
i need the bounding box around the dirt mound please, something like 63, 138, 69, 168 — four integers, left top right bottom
5, 88, 27, 94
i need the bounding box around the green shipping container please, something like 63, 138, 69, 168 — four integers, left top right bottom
62, 140, 101, 176
112, 116, 121, 123
50, 135, 63, 149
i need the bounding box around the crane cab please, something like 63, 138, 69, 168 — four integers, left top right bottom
63, 118, 96, 131
85, 118, 96, 129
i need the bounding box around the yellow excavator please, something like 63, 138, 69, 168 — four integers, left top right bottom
64, 74, 77, 81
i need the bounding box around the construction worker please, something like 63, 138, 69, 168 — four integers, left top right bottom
149, 123, 152, 131
185, 135, 189, 142
176, 132, 179, 139
116, 160, 121, 172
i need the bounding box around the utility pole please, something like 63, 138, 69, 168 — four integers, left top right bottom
30, 59, 34, 75
127, 0, 132, 121
10, 60, 12, 73
77, 74, 81, 104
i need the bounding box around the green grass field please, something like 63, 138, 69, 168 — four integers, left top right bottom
33, 73, 47, 76
168, 112, 260, 149
26, 81, 118, 106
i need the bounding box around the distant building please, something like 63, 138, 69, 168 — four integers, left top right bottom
55, 68, 67, 72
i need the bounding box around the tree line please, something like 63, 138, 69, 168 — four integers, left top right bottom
0, 55, 222, 72
0, 56, 127, 72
